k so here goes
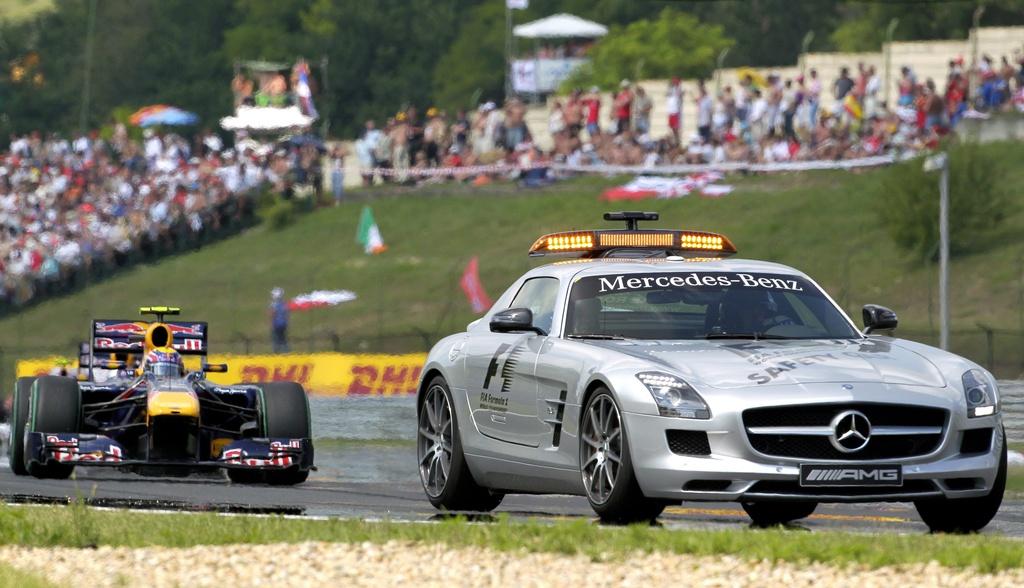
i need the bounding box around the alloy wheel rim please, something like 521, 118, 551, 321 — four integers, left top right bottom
581, 394, 622, 504
417, 384, 453, 498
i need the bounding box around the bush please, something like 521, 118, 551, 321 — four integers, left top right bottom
878, 142, 1012, 259
261, 198, 296, 231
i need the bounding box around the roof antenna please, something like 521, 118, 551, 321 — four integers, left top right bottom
603, 211, 659, 231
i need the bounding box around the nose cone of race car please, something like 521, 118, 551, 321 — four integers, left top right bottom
603, 338, 946, 389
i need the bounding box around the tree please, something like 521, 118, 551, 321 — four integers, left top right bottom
431, 1, 506, 111
563, 9, 734, 90
878, 142, 1011, 259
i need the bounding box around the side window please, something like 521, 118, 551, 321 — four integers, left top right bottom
509, 277, 560, 334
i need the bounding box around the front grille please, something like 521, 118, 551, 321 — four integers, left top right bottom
666, 430, 711, 456
743, 403, 947, 461
747, 435, 942, 460
746, 479, 938, 498
744, 404, 946, 428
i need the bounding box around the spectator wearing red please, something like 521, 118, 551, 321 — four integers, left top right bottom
613, 79, 633, 135
583, 86, 602, 138
666, 77, 683, 141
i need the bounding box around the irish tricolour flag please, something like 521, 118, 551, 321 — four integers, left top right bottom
356, 206, 387, 254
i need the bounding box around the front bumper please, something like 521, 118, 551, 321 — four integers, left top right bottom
624, 409, 1003, 503
26, 432, 315, 473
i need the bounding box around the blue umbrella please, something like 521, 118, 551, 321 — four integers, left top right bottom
138, 106, 199, 127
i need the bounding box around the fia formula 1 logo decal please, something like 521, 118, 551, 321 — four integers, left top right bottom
483, 343, 525, 393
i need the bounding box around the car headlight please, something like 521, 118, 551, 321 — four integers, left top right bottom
636, 372, 710, 419
963, 369, 999, 418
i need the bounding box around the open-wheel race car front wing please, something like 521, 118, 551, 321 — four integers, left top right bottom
25, 432, 315, 472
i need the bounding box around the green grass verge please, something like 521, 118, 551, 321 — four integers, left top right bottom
1, 504, 1023, 573
1009, 466, 1024, 494
0, 563, 53, 588
3, 142, 1024, 379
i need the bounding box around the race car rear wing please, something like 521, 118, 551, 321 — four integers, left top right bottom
91, 319, 209, 357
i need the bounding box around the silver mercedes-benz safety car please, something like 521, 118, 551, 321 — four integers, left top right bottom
416, 212, 1005, 531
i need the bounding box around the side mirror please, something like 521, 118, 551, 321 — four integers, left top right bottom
490, 308, 546, 335
862, 304, 898, 334
202, 362, 229, 373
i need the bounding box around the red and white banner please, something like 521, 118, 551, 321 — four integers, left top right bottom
601, 172, 731, 201
460, 256, 493, 314
288, 290, 357, 311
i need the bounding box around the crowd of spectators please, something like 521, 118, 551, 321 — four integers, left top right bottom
354, 49, 1024, 179
353, 100, 547, 185
0, 126, 323, 311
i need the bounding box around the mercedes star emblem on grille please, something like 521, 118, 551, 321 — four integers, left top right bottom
829, 410, 872, 453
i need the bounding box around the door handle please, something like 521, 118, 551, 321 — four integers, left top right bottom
490, 414, 507, 424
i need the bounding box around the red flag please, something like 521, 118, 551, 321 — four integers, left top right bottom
460, 256, 493, 313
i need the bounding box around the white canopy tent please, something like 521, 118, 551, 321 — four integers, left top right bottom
513, 13, 608, 39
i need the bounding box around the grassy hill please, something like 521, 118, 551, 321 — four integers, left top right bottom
3, 142, 1024, 380
0, 0, 53, 23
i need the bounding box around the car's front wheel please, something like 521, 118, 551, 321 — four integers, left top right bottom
580, 389, 666, 524
742, 501, 818, 527
417, 376, 503, 512
230, 382, 311, 485
26, 376, 80, 479
914, 429, 1007, 534
8, 377, 35, 476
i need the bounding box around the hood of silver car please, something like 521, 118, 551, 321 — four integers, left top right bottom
592, 338, 947, 389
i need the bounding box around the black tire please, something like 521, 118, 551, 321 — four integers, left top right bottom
8, 377, 34, 476
581, 389, 666, 524
228, 382, 312, 485
417, 376, 503, 512
742, 501, 818, 527
26, 376, 80, 479
914, 430, 1007, 534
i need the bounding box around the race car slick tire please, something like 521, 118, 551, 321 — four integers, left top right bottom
8, 377, 35, 476
741, 501, 818, 527
26, 376, 80, 479
231, 382, 312, 486
580, 389, 666, 524
417, 376, 503, 512
914, 429, 1007, 534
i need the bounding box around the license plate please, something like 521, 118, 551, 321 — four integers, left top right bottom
799, 464, 903, 487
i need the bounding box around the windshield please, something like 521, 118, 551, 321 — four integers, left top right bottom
565, 271, 860, 340
151, 361, 182, 377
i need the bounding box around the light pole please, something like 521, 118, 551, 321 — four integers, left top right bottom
714, 48, 730, 94
970, 6, 985, 101
883, 18, 898, 108
800, 31, 815, 77
924, 152, 950, 350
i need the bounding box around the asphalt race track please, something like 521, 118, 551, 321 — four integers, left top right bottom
2, 468, 1023, 536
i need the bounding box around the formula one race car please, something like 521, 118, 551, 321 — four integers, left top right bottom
417, 212, 1005, 532
8, 307, 314, 484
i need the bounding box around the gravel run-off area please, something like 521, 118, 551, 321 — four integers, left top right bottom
3, 540, 1024, 588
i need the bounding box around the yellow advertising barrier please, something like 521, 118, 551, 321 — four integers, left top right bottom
16, 353, 428, 397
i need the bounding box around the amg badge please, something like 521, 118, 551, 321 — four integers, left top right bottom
799, 464, 903, 487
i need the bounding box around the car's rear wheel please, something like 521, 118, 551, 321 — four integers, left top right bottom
26, 376, 80, 479
229, 382, 311, 485
914, 429, 1007, 534
417, 376, 503, 512
742, 501, 818, 527
8, 377, 34, 476
581, 389, 666, 524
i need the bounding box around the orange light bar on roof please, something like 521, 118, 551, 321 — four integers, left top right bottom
530, 229, 736, 257
679, 231, 726, 251
531, 231, 596, 253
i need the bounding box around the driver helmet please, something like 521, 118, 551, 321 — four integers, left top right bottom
145, 346, 183, 377
718, 289, 780, 332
